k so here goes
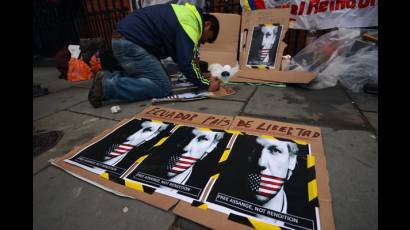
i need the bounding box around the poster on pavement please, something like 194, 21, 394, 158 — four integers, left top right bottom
123, 125, 235, 203
52, 106, 333, 230
204, 134, 320, 230
65, 118, 174, 177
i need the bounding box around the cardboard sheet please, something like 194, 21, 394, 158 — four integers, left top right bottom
238, 8, 290, 70
135, 106, 234, 130
228, 116, 334, 230
228, 75, 282, 84
232, 68, 318, 84
199, 13, 241, 67
50, 118, 179, 210
51, 107, 236, 210
51, 106, 334, 229
173, 114, 334, 230
200, 10, 318, 84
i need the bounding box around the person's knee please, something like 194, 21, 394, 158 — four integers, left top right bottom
139, 78, 171, 98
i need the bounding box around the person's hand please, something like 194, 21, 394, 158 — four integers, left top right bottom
203, 72, 212, 80
220, 84, 235, 95
208, 76, 221, 92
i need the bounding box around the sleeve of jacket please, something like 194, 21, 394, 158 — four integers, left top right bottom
174, 26, 209, 90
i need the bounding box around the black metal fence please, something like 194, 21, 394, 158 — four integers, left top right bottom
80, 0, 131, 49
33, 0, 83, 57
33, 0, 130, 57
33, 0, 310, 57
205, 0, 242, 14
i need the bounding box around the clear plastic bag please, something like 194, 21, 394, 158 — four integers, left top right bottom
287, 28, 378, 92
317, 46, 378, 92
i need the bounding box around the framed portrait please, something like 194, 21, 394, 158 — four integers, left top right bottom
246, 24, 283, 69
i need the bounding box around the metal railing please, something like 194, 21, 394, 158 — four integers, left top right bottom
205, 0, 242, 14
79, 0, 131, 48
33, 0, 311, 57
33, 0, 83, 56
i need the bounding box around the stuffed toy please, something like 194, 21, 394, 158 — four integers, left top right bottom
208, 62, 239, 82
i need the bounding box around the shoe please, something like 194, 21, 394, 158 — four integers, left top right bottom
88, 71, 104, 108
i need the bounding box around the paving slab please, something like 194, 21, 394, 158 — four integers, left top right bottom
34, 167, 175, 230
243, 86, 368, 130
161, 99, 245, 116
363, 112, 378, 134
321, 127, 378, 230
33, 87, 89, 121
346, 91, 378, 112
217, 84, 256, 102
42, 79, 73, 93
33, 111, 117, 174
33, 66, 378, 230
33, 67, 61, 84
71, 79, 93, 89
69, 100, 152, 121
170, 217, 210, 230
33, 67, 73, 93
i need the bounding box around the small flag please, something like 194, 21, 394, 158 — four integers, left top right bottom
107, 143, 135, 158
169, 154, 198, 174
259, 49, 270, 61
248, 173, 285, 197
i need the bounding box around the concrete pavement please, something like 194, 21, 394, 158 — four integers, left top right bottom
33, 66, 378, 230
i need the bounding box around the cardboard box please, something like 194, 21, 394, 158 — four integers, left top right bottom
200, 9, 318, 84
199, 13, 241, 67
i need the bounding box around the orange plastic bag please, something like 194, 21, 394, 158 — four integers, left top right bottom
67, 58, 92, 82
90, 54, 102, 74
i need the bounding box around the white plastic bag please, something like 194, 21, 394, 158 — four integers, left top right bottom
321, 48, 378, 92
287, 28, 378, 92
287, 28, 362, 72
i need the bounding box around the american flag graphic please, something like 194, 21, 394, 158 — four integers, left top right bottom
106, 143, 135, 158
167, 154, 198, 174
259, 49, 270, 61
248, 173, 285, 197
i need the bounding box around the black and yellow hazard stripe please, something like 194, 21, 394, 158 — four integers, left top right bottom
101, 173, 156, 194
285, 138, 319, 206
228, 213, 254, 228
260, 23, 280, 27
153, 136, 169, 148
250, 65, 270, 70
101, 172, 125, 185
218, 148, 232, 163
191, 200, 208, 210
224, 130, 243, 135
218, 130, 243, 164
124, 179, 156, 194
306, 155, 319, 207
